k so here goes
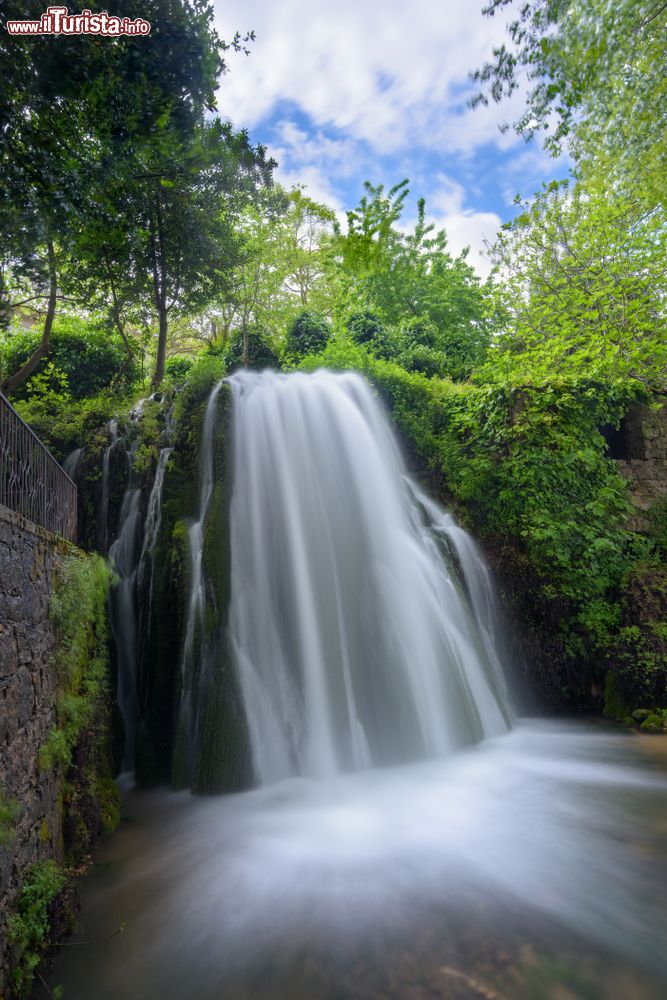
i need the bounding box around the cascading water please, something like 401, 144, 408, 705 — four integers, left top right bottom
174, 382, 224, 783
108, 447, 143, 768
63, 447, 83, 480
50, 369, 667, 1000
137, 445, 172, 640
107, 403, 174, 771
98, 419, 118, 554
225, 369, 512, 784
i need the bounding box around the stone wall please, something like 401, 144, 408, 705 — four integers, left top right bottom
616, 401, 667, 525
0, 505, 70, 997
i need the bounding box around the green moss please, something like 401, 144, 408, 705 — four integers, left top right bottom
94, 777, 121, 834
603, 673, 633, 722
639, 712, 667, 733
0, 789, 22, 847
647, 496, 667, 557
40, 552, 111, 774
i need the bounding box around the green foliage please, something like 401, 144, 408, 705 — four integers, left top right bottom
486, 183, 667, 394
345, 310, 400, 360
131, 399, 164, 478
0, 315, 138, 401
40, 553, 110, 773
12, 388, 125, 463
7, 860, 65, 997
606, 562, 667, 709
346, 310, 386, 345
285, 310, 332, 359
0, 0, 270, 390
332, 182, 493, 381
647, 498, 667, 558
226, 325, 281, 371
171, 352, 226, 430
299, 334, 661, 703
473, 0, 667, 207
0, 789, 21, 847
399, 343, 449, 379
165, 356, 195, 385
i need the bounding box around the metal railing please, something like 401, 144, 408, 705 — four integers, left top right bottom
0, 390, 77, 542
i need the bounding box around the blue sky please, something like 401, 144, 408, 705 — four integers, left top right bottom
213, 0, 569, 276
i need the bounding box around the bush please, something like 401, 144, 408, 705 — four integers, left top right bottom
165, 356, 194, 385
226, 326, 280, 371
346, 310, 385, 345
285, 310, 331, 358
399, 343, 448, 378
40, 553, 111, 773
346, 310, 398, 360
7, 860, 66, 997
0, 315, 138, 400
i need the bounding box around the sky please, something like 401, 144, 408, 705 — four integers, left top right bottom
213, 0, 569, 277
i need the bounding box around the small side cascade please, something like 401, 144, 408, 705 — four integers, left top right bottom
173, 382, 224, 785
98, 419, 118, 554
105, 397, 174, 771
137, 446, 173, 647
108, 445, 142, 769
63, 447, 83, 480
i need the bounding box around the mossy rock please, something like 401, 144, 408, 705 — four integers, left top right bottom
639, 713, 667, 733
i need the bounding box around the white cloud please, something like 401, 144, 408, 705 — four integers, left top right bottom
401, 173, 500, 277
214, 0, 523, 156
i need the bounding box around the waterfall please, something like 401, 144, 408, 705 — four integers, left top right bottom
108, 447, 142, 769
108, 415, 173, 771
63, 447, 83, 480
137, 446, 172, 640
174, 383, 224, 783
221, 369, 512, 786
99, 419, 118, 554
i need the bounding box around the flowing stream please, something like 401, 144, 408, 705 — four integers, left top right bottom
47, 369, 667, 999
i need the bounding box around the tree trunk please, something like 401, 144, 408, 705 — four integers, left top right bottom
151, 187, 168, 388
153, 304, 168, 387
242, 320, 249, 368
3, 240, 57, 396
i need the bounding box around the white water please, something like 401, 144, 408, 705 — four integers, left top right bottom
227, 370, 512, 784
46, 723, 667, 1000
137, 446, 172, 642
44, 369, 667, 1000
99, 419, 118, 553
63, 446, 83, 480
175, 382, 223, 781
108, 447, 142, 769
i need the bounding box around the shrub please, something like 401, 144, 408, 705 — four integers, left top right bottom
0, 315, 138, 401
165, 356, 195, 385
7, 860, 66, 997
285, 310, 331, 358
226, 327, 280, 371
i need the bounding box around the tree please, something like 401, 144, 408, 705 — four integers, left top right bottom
332, 181, 493, 379
0, 0, 257, 392
472, 0, 667, 207
486, 181, 667, 391
94, 119, 272, 385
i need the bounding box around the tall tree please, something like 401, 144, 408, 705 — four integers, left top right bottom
486, 181, 667, 391
332, 181, 493, 379
0, 0, 254, 392
472, 0, 667, 207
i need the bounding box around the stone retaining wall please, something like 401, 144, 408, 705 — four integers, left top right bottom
0, 505, 71, 997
